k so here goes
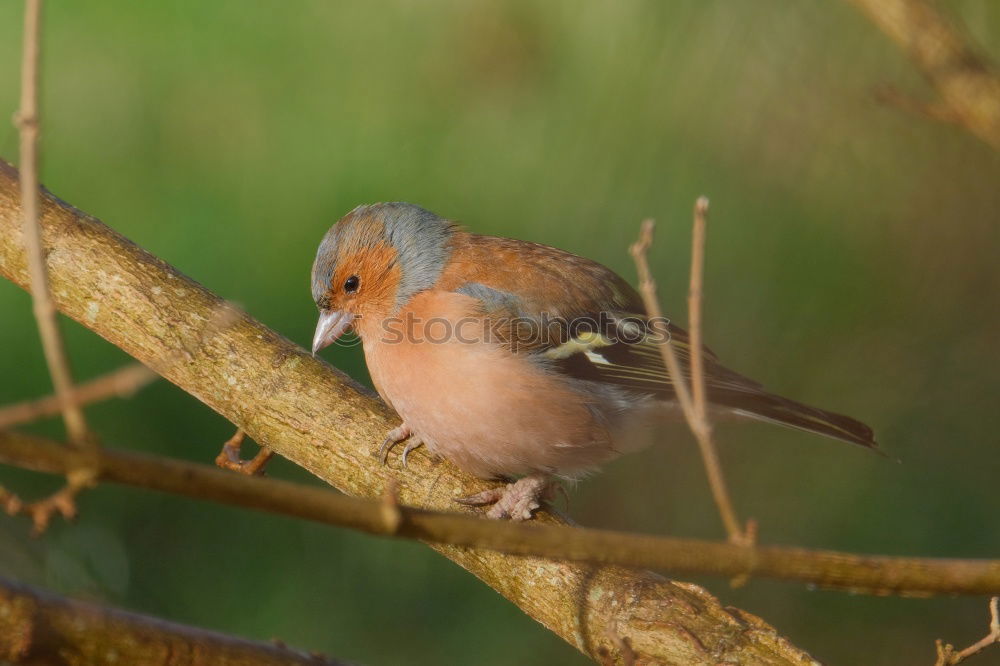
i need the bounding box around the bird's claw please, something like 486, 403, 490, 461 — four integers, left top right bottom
377, 424, 410, 464
377, 424, 426, 467
454, 474, 551, 521
401, 439, 424, 468
453, 488, 505, 507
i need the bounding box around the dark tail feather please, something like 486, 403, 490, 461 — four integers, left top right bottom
709, 387, 878, 450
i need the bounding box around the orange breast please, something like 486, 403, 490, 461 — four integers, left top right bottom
360, 290, 617, 479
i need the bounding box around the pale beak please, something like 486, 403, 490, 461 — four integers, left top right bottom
312, 310, 355, 356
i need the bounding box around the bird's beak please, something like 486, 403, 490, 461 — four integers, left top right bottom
312, 310, 355, 356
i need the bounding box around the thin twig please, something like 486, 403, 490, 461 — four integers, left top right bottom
935, 597, 1000, 665
14, 0, 90, 449
0, 363, 156, 431
4, 466, 94, 536
630, 219, 698, 424
688, 198, 710, 423
215, 428, 274, 476
631, 202, 750, 545
687, 198, 752, 546
2, 430, 1000, 597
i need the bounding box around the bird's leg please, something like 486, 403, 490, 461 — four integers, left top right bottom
377, 423, 428, 467
455, 473, 553, 521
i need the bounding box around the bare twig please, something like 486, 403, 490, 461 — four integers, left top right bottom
14, 0, 90, 448
631, 202, 751, 545
846, 0, 1000, 151
934, 597, 1000, 665
0, 363, 156, 431
688, 198, 710, 422
10, 0, 98, 533
215, 428, 274, 476
630, 219, 697, 423
686, 198, 751, 546
2, 430, 1000, 597
2, 465, 94, 536
0, 576, 347, 665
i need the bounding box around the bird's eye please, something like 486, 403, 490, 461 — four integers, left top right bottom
343, 275, 360, 293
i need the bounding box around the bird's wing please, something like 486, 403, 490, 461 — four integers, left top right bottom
440, 233, 761, 399
442, 234, 877, 449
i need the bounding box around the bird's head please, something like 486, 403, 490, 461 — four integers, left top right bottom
310, 202, 456, 355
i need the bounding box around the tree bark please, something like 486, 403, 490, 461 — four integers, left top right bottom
0, 159, 817, 665
0, 576, 346, 666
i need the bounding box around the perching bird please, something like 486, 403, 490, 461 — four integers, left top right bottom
311, 203, 876, 520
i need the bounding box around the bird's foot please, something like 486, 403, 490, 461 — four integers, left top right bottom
377, 424, 427, 468
455, 474, 552, 521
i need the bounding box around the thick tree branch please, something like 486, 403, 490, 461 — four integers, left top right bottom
2, 430, 999, 597
846, 0, 1000, 150
0, 160, 815, 664
0, 576, 345, 665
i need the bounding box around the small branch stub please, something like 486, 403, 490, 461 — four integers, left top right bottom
215, 429, 274, 476
2, 464, 97, 536
934, 597, 1000, 665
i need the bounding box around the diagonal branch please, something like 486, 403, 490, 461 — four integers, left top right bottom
2, 430, 999, 596
0, 576, 347, 665
0, 160, 815, 664
846, 0, 1000, 151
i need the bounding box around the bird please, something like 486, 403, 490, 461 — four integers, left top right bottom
310, 202, 877, 520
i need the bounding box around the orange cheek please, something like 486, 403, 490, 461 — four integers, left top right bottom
334, 243, 401, 327
356, 263, 400, 318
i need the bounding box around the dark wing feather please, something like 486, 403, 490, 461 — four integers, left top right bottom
539, 317, 877, 449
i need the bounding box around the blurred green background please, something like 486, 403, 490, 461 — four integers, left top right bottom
1, 2, 999, 664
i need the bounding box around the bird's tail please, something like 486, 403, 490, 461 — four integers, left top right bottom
709, 387, 878, 450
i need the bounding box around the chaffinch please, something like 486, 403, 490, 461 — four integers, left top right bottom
311, 203, 876, 520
